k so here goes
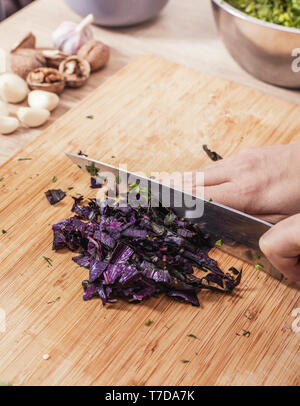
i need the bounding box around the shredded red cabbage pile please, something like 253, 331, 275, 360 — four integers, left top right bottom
52, 195, 241, 306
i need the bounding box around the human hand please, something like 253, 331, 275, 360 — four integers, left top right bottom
199, 143, 300, 224
160, 143, 300, 281
200, 144, 300, 281
259, 214, 300, 282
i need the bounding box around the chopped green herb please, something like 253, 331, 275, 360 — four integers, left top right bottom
187, 334, 198, 339
85, 162, 99, 177
86, 115, 94, 119
47, 297, 61, 305
0, 177, 3, 182
140, 187, 149, 200
209, 198, 213, 202
164, 212, 177, 226
242, 329, 251, 337
67, 187, 74, 191
215, 239, 222, 247
51, 176, 57, 183
43, 256, 53, 267
256, 255, 261, 260
2, 229, 7, 234
17, 158, 32, 161
129, 183, 148, 199
227, 0, 300, 30
236, 329, 251, 337
145, 319, 152, 326
181, 360, 190, 363
255, 263, 264, 271
129, 183, 139, 193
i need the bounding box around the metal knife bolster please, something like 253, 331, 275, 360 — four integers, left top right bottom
65, 152, 282, 280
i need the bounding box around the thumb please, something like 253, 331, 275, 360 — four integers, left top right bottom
259, 214, 300, 282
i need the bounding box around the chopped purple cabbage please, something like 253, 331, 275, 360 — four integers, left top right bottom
52, 195, 242, 307
45, 189, 66, 205
90, 177, 103, 189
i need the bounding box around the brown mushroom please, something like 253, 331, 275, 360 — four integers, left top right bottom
59, 56, 90, 88
11, 48, 47, 79
11, 32, 36, 53
77, 40, 110, 72
27, 67, 65, 94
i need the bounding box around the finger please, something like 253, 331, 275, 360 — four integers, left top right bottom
201, 163, 233, 186
251, 213, 289, 224
259, 215, 300, 282
159, 159, 233, 190
202, 183, 247, 210
159, 173, 195, 193
260, 244, 300, 282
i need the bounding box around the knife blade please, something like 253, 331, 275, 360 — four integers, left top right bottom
66, 152, 282, 280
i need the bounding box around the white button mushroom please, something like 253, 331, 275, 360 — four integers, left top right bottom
0, 116, 19, 134
0, 101, 9, 116
17, 107, 50, 127
28, 90, 60, 112
0, 73, 29, 103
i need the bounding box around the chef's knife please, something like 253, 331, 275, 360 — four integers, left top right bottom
66, 152, 282, 280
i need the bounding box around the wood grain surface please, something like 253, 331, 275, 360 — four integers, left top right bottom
0, 55, 299, 386
1, 0, 300, 165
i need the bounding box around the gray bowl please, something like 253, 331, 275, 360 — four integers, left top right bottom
211, 0, 300, 88
65, 0, 169, 27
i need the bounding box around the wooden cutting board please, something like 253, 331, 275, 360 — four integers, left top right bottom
0, 55, 299, 386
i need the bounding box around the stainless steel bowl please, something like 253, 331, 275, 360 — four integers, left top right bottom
65, 0, 169, 27
211, 0, 300, 88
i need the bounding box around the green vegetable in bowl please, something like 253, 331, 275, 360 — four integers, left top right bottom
226, 0, 300, 29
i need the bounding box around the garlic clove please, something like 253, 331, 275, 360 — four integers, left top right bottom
28, 90, 60, 112
17, 107, 50, 127
0, 101, 9, 116
0, 115, 19, 134
0, 73, 29, 103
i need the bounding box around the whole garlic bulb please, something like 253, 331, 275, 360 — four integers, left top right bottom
17, 107, 50, 127
0, 101, 9, 116
28, 90, 60, 112
0, 73, 29, 103
53, 14, 94, 54
0, 116, 19, 134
